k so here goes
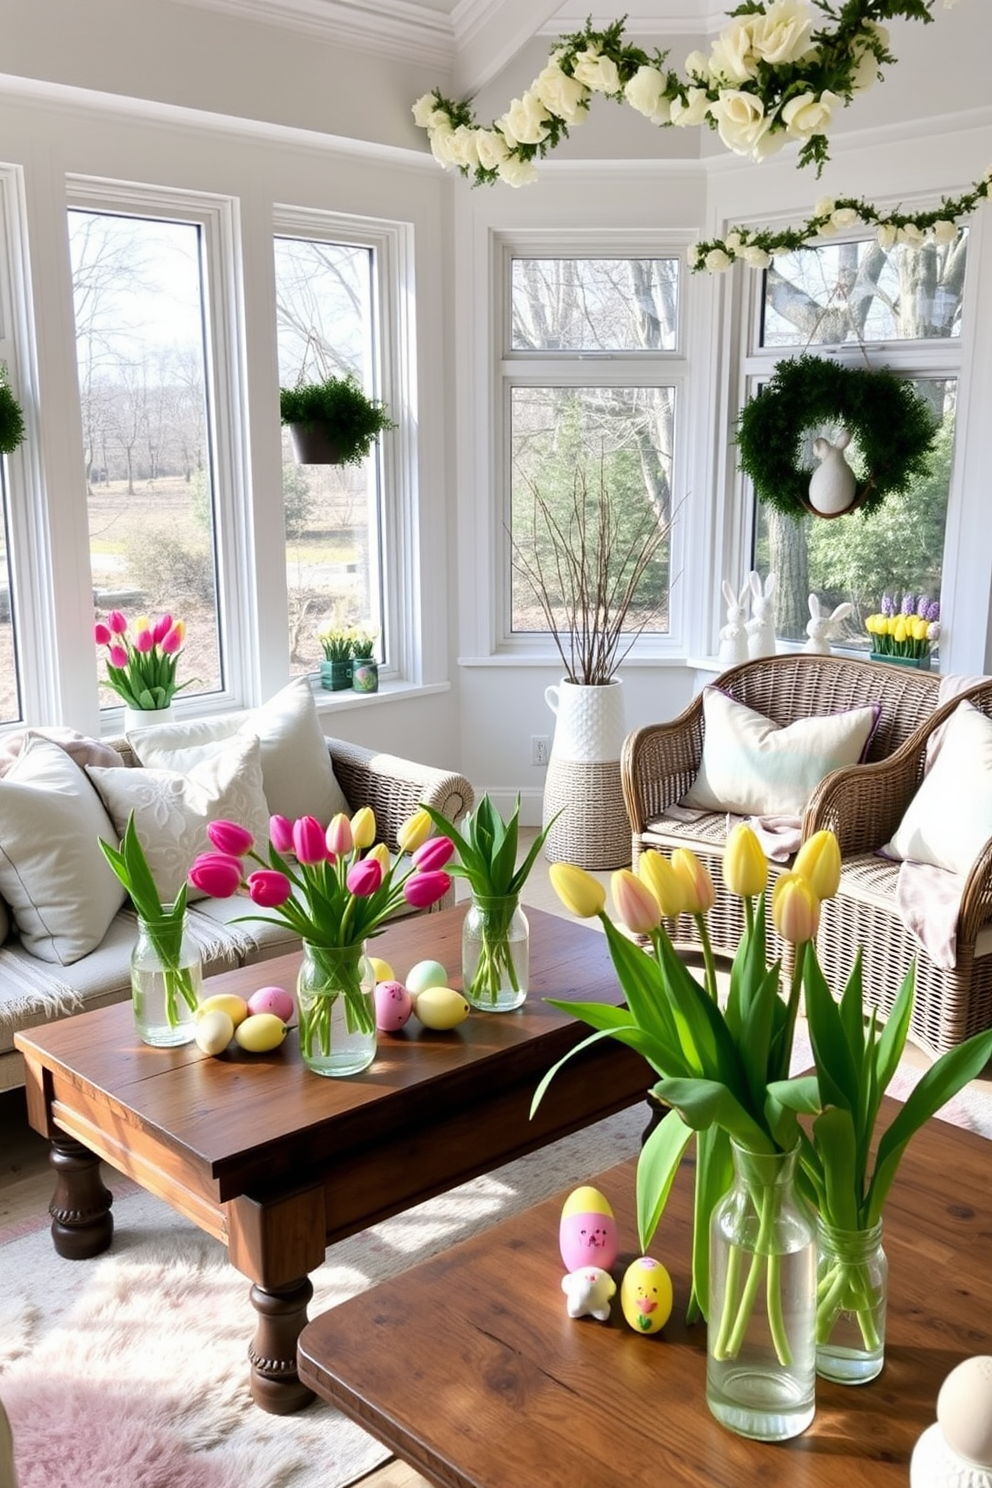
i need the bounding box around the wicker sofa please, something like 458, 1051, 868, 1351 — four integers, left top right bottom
0, 714, 473, 1094
621, 653, 948, 975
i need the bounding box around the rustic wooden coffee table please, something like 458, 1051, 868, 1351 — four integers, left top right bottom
298, 1100, 992, 1486
14, 906, 648, 1415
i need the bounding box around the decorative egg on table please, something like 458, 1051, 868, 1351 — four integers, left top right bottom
374, 979, 413, 1032
405, 959, 448, 1004
910, 1355, 992, 1487
561, 1267, 616, 1322
620, 1257, 673, 1335
247, 985, 295, 1023
414, 985, 469, 1030
559, 1186, 618, 1273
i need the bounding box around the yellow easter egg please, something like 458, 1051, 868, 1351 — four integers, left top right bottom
198, 993, 250, 1027
234, 1013, 288, 1053
368, 956, 394, 984
414, 985, 470, 1030
561, 1186, 614, 1221
620, 1257, 673, 1335
195, 1009, 235, 1056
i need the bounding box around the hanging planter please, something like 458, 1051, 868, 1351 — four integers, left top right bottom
0, 369, 26, 454
736, 355, 939, 522
279, 374, 395, 467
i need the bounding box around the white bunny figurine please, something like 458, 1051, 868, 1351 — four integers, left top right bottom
746, 570, 777, 659
718, 579, 750, 668
808, 430, 857, 516
804, 594, 854, 655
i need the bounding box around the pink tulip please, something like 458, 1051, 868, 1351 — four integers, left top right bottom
152, 614, 173, 644
160, 626, 182, 655
412, 836, 455, 872
247, 870, 293, 908
94, 622, 111, 646
134, 628, 154, 653
293, 815, 329, 865
109, 645, 128, 669
326, 813, 354, 857
611, 868, 661, 936
207, 820, 254, 857
108, 610, 128, 634
403, 870, 452, 910
188, 852, 243, 898
269, 815, 294, 855
347, 858, 383, 897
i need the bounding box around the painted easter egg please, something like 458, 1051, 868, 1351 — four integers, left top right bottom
405, 959, 448, 1003
559, 1186, 618, 1273
374, 979, 413, 1032
620, 1257, 673, 1335
415, 986, 469, 1030
368, 956, 395, 983
937, 1355, 992, 1466
247, 985, 295, 1023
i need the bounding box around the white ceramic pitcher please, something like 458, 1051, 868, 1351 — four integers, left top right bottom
544, 678, 626, 763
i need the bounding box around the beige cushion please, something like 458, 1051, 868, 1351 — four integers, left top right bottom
0, 733, 126, 964
87, 734, 270, 905
682, 687, 879, 818
126, 676, 349, 824
885, 700, 992, 874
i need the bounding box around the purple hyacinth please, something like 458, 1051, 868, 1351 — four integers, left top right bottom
926, 599, 941, 622
881, 593, 894, 618
917, 595, 930, 618
901, 593, 916, 616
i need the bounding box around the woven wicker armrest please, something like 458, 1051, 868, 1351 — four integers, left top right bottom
957, 837, 992, 946
327, 739, 474, 851
803, 738, 929, 856
621, 699, 706, 834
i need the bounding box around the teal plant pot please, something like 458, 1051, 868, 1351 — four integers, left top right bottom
351, 659, 378, 694
320, 659, 352, 691
869, 651, 932, 671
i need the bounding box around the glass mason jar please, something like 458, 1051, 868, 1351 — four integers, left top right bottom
815, 1217, 887, 1384
707, 1140, 817, 1442
297, 942, 377, 1077
461, 894, 529, 1011
130, 911, 202, 1047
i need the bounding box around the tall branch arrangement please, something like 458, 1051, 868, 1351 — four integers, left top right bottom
511, 468, 670, 685
413, 0, 982, 269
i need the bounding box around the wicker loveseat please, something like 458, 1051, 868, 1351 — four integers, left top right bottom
807, 679, 992, 1055
621, 653, 947, 971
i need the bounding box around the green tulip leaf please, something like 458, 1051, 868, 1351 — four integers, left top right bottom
636, 1107, 694, 1251
812, 1105, 861, 1230
652, 1075, 772, 1151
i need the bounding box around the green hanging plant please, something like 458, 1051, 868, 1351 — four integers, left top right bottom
0, 369, 25, 454
735, 355, 939, 522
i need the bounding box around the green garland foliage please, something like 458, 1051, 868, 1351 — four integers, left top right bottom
279, 376, 395, 467
736, 355, 939, 521
0, 375, 25, 455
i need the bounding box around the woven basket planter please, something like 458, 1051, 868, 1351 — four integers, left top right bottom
541, 678, 630, 870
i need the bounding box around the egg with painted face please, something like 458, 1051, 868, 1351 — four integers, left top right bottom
620, 1257, 673, 1335
374, 979, 413, 1032
559, 1186, 618, 1273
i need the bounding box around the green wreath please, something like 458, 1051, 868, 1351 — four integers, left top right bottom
736, 354, 939, 521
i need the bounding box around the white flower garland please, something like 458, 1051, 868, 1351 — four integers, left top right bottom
412, 0, 980, 268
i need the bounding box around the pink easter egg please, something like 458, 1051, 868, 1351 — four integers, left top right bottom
247, 985, 296, 1023
374, 979, 413, 1032
559, 1188, 619, 1273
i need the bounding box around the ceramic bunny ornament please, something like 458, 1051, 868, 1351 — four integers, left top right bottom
746, 571, 777, 659
718, 579, 750, 668
804, 594, 854, 654
809, 430, 857, 516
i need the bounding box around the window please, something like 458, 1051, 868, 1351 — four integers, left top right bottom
68, 202, 225, 710
274, 231, 386, 677
503, 251, 684, 649
0, 459, 21, 724
746, 231, 967, 648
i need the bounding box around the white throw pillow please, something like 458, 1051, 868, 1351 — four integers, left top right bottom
126, 676, 349, 824
682, 687, 880, 818
0, 733, 127, 964
885, 700, 992, 875
87, 734, 270, 905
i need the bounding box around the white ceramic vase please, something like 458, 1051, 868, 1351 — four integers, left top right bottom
123, 705, 174, 733
541, 678, 630, 870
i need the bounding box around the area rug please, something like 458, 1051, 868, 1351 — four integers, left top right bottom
3, 1046, 990, 1488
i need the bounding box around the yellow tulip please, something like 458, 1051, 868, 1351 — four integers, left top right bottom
671, 848, 715, 915
611, 868, 661, 936
638, 850, 687, 919
894, 616, 908, 643
793, 830, 841, 901
397, 808, 432, 854
367, 842, 390, 873
722, 823, 768, 900
350, 806, 377, 849
771, 872, 820, 945
173, 619, 186, 642
911, 616, 928, 641
134, 614, 150, 633
549, 862, 607, 919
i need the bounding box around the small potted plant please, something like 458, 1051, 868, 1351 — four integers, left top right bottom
350, 629, 379, 694
279, 375, 396, 466
0, 367, 26, 454
865, 592, 940, 669
316, 625, 354, 691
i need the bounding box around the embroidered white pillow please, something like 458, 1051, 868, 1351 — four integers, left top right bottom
126, 676, 349, 824
884, 700, 992, 875
682, 687, 880, 818
87, 734, 270, 905
0, 733, 126, 964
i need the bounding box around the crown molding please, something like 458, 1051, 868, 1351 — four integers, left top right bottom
163, 0, 456, 69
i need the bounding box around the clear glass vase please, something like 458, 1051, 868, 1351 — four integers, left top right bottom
815, 1217, 887, 1384
461, 894, 529, 1011
131, 911, 202, 1047
297, 942, 377, 1077
707, 1140, 817, 1442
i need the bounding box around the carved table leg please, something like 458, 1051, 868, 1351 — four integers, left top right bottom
49, 1136, 114, 1259
248, 1276, 316, 1414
